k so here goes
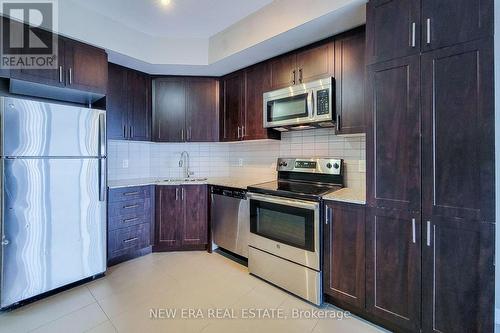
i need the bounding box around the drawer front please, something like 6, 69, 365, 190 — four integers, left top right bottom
108, 211, 152, 231
108, 198, 151, 219
108, 186, 151, 203
108, 223, 150, 258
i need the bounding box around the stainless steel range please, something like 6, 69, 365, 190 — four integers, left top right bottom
247, 158, 343, 305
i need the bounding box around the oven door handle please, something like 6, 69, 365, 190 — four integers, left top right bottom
247, 193, 319, 210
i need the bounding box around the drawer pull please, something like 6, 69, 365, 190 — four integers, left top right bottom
123, 191, 140, 196
123, 237, 138, 244
123, 204, 139, 209
123, 217, 139, 223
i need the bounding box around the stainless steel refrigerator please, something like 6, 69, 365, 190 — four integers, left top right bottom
0, 97, 107, 309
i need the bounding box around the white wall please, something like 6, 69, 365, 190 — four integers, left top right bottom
108, 129, 366, 192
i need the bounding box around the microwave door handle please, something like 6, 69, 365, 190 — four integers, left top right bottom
308, 90, 314, 118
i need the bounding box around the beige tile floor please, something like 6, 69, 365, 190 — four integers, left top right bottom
0, 252, 390, 333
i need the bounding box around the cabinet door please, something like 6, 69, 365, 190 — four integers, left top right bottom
366, 55, 421, 212
153, 78, 185, 142
366, 207, 421, 332
107, 64, 128, 140
154, 186, 182, 250
323, 202, 365, 309
221, 72, 244, 141
185, 78, 218, 142
181, 185, 208, 246
335, 28, 366, 135
64, 38, 107, 94
244, 63, 279, 141
270, 53, 297, 89
421, 0, 493, 52
422, 219, 494, 333
128, 70, 151, 141
421, 39, 494, 222
296, 42, 334, 84
10, 27, 65, 87
366, 0, 420, 64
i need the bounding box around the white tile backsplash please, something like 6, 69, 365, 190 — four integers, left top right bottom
108, 128, 366, 191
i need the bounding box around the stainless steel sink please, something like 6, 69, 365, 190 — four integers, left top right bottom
160, 178, 208, 183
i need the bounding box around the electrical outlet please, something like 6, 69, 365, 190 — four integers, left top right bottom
122, 159, 129, 168
238, 158, 244, 167
358, 160, 366, 173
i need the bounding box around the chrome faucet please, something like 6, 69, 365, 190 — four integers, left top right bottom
179, 151, 193, 179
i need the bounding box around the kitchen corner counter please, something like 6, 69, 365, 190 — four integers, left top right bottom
323, 188, 366, 205
107, 177, 274, 190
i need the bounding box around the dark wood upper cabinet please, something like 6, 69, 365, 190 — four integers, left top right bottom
63, 38, 107, 95
422, 219, 494, 333
181, 185, 208, 246
366, 0, 420, 64
244, 63, 280, 141
127, 70, 151, 141
154, 186, 182, 250
153, 77, 186, 142
421, 39, 494, 223
107, 63, 151, 141
366, 207, 421, 332
323, 202, 365, 310
296, 42, 334, 84
270, 53, 297, 89
107, 64, 128, 140
366, 55, 421, 212
270, 41, 334, 90
185, 78, 219, 142
153, 77, 218, 142
154, 185, 208, 252
421, 0, 493, 53
220, 71, 244, 141
334, 27, 366, 135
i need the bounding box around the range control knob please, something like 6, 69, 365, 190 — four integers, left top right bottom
326, 163, 332, 169
333, 163, 340, 169
283, 162, 288, 167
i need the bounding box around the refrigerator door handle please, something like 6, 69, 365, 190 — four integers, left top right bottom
98, 113, 106, 157
98, 158, 106, 202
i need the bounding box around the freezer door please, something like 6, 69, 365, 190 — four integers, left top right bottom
0, 158, 106, 308
1, 97, 106, 157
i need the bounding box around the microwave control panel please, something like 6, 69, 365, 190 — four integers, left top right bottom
316, 89, 330, 115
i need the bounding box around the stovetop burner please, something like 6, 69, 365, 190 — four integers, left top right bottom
247, 158, 344, 201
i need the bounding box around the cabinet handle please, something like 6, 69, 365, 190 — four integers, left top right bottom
123, 191, 139, 196
325, 207, 333, 225
123, 217, 139, 224
336, 114, 341, 132
299, 68, 303, 83
187, 127, 191, 141
426, 221, 431, 247
123, 125, 127, 139
181, 187, 185, 201
241, 126, 245, 138
123, 204, 139, 209
69, 68, 73, 85
123, 237, 138, 244
411, 22, 416, 47
411, 218, 416, 244
181, 129, 185, 141
291, 70, 296, 85
130, 126, 133, 139
175, 188, 179, 201
237, 126, 241, 139
59, 66, 63, 83
426, 18, 431, 44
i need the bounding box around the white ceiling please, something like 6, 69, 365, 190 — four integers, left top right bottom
73, 0, 273, 38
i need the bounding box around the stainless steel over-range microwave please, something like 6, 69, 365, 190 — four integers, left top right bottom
263, 77, 334, 131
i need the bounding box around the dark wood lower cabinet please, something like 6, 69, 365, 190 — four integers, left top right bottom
154, 185, 208, 252
323, 201, 365, 309
365, 207, 421, 332
422, 219, 494, 333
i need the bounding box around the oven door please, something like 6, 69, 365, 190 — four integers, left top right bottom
248, 193, 320, 271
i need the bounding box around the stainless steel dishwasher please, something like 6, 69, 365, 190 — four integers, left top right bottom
211, 186, 250, 258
